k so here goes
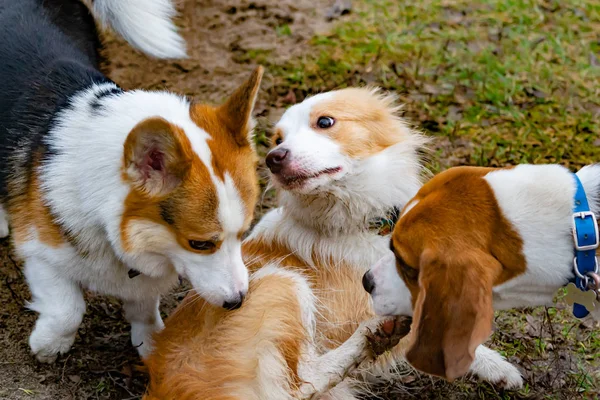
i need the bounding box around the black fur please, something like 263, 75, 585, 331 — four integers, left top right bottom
0, 0, 118, 198
90, 87, 124, 114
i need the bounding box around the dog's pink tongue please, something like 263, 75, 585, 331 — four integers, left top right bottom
381, 319, 395, 335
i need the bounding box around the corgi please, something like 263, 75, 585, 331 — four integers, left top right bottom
365, 164, 600, 381
144, 88, 524, 399
0, 0, 262, 363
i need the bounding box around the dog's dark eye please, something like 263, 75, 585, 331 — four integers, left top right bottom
275, 137, 283, 145
189, 240, 216, 251
401, 264, 419, 281
317, 116, 335, 129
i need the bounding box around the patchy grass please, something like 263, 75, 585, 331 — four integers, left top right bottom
1, 1, 599, 399
256, 0, 600, 398
266, 0, 600, 172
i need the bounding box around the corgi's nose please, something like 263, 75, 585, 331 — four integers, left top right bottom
266, 148, 289, 173
223, 291, 245, 310
362, 270, 376, 294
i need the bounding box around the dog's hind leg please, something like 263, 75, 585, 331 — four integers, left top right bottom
123, 296, 163, 359
0, 204, 10, 238
298, 316, 411, 399
26, 258, 86, 363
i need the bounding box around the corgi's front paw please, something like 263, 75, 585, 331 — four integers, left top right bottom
29, 326, 75, 363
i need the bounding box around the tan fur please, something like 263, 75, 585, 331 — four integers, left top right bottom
244, 239, 374, 349
9, 160, 65, 247
144, 272, 308, 400
146, 85, 414, 397
120, 117, 222, 253
309, 88, 410, 158
391, 166, 526, 380
120, 68, 263, 257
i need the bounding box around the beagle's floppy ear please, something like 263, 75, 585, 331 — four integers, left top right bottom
406, 248, 498, 381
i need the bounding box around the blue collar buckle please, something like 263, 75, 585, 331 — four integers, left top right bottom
569, 175, 600, 318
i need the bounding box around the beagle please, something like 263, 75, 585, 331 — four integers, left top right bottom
364, 164, 600, 381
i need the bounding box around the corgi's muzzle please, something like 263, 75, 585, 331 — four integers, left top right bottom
223, 291, 245, 310
266, 147, 343, 190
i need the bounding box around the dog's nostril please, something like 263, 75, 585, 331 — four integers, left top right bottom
265, 148, 289, 173
362, 271, 376, 294
223, 291, 245, 311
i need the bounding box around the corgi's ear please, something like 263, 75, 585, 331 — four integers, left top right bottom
217, 66, 264, 147
123, 117, 193, 197
406, 249, 497, 381
218, 66, 264, 147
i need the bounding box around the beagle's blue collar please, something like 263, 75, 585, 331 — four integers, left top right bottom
570, 174, 599, 318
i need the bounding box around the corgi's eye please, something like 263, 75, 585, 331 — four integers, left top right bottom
275, 137, 283, 145
189, 240, 216, 251
317, 116, 335, 129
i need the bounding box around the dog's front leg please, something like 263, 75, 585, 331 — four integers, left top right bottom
469, 345, 523, 390
298, 316, 411, 399
25, 258, 86, 363
123, 296, 163, 359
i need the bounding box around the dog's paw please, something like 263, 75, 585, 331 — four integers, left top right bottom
131, 320, 164, 359
364, 316, 412, 357
470, 346, 523, 390
478, 362, 523, 390
29, 329, 75, 363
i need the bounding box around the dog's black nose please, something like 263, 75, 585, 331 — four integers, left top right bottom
362, 271, 376, 294
223, 291, 245, 310
265, 148, 289, 173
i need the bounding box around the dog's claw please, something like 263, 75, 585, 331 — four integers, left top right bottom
366, 316, 412, 356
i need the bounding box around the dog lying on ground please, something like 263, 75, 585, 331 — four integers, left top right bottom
365, 164, 600, 381
0, 0, 263, 362
144, 89, 523, 399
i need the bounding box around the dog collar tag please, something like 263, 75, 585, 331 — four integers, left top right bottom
564, 282, 597, 311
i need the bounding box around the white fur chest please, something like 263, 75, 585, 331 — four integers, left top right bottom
248, 208, 390, 271
16, 231, 178, 302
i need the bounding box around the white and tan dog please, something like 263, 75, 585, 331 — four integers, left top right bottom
365, 164, 600, 381
0, 0, 263, 362
145, 89, 523, 399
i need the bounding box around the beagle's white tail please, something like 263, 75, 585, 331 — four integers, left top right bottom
82, 0, 187, 59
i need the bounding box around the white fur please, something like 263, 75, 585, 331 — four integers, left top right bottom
369, 163, 600, 314
485, 165, 577, 309
22, 84, 248, 361
268, 93, 425, 235
84, 0, 187, 59
369, 163, 600, 389
366, 252, 523, 389
252, 264, 317, 335
0, 204, 9, 238
401, 198, 419, 217
248, 89, 521, 393
470, 346, 523, 390
368, 252, 412, 317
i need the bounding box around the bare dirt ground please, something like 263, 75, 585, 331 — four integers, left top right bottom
0, 0, 331, 398
2, 0, 599, 399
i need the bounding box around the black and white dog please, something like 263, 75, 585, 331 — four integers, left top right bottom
0, 0, 263, 363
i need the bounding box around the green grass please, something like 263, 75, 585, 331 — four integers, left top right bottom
253, 0, 600, 398
265, 0, 600, 172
